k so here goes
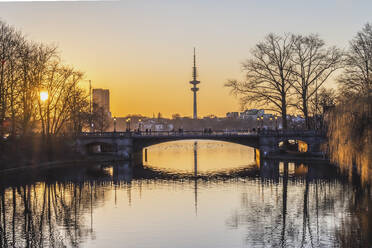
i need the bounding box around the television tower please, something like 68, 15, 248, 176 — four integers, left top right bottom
190, 48, 200, 119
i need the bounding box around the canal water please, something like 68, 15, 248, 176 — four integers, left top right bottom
0, 140, 370, 247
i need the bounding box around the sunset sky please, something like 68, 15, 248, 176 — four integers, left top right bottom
1, 0, 371, 117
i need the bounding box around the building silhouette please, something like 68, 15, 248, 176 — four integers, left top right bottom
92, 88, 111, 117
189, 48, 200, 119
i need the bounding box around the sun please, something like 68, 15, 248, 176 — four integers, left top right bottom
40, 91, 49, 102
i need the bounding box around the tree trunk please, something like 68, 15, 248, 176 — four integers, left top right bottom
0, 60, 5, 138
281, 162, 288, 245
302, 93, 309, 129
10, 65, 16, 137
281, 95, 287, 130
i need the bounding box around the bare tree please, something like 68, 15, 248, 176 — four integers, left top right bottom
0, 20, 91, 140
92, 103, 110, 132
157, 112, 162, 121
69, 86, 90, 135
338, 23, 372, 97
22, 42, 57, 136
309, 87, 337, 130
0, 20, 21, 137
37, 60, 85, 137
3, 29, 24, 137
290, 34, 342, 129
225, 34, 294, 129
311, 87, 337, 112
172, 113, 181, 119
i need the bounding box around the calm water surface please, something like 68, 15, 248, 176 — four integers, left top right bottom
0, 140, 371, 247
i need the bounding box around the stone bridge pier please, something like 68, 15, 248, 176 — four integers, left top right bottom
75, 135, 150, 166
76, 136, 133, 158
258, 131, 325, 157
258, 135, 278, 157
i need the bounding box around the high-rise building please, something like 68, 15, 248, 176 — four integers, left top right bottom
189, 48, 200, 119
92, 88, 111, 117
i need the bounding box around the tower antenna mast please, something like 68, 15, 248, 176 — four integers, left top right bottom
190, 48, 200, 119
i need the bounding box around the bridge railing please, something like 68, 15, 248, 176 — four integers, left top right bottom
136, 130, 257, 136
258, 129, 325, 137
78, 130, 257, 138
77, 129, 324, 138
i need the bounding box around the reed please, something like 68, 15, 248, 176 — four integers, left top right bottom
326, 96, 372, 184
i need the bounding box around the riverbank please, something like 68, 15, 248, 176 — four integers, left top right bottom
263, 146, 329, 163
0, 155, 128, 175
0, 135, 130, 173
266, 154, 329, 163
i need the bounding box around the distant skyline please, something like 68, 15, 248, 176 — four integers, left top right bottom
1, 0, 371, 117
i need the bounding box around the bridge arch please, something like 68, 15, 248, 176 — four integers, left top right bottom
133, 136, 260, 150
85, 142, 118, 154
278, 139, 309, 153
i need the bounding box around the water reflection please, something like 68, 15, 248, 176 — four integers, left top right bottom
0, 180, 102, 247
143, 140, 256, 173
0, 140, 370, 247
227, 162, 331, 247
194, 141, 198, 215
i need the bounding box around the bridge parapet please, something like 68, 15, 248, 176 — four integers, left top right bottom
78, 130, 256, 138
77, 129, 325, 139
259, 130, 325, 138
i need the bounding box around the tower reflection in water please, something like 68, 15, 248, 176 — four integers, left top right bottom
0, 141, 370, 247
194, 141, 198, 215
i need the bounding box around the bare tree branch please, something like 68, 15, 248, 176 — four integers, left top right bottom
225, 33, 295, 129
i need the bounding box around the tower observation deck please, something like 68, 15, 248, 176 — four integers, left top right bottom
190, 48, 200, 119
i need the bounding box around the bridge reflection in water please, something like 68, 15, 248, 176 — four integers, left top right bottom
0, 141, 370, 247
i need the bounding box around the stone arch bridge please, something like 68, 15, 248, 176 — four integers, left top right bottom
75, 130, 325, 163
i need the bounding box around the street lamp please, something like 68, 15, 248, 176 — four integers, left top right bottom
138, 118, 142, 131
275, 115, 278, 130
126, 118, 131, 131
260, 116, 264, 129
269, 117, 273, 130
113, 116, 117, 132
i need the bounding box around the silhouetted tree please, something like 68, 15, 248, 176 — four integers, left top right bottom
310, 87, 336, 113
157, 112, 162, 121
172, 113, 180, 119
92, 103, 109, 132
37, 60, 86, 137
0, 21, 23, 137
290, 34, 342, 129
0, 20, 90, 140
226, 34, 294, 129
70, 87, 90, 135
338, 23, 372, 97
